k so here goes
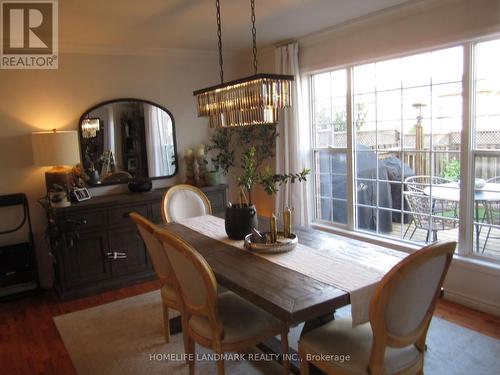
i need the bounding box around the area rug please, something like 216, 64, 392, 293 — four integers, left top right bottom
54, 291, 499, 375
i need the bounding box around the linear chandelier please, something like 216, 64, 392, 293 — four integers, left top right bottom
193, 0, 293, 128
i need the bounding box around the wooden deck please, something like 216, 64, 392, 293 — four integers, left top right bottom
375, 221, 500, 259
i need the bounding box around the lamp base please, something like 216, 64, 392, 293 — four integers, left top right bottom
45, 166, 74, 193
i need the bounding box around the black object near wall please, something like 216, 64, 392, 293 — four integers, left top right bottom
0, 193, 39, 300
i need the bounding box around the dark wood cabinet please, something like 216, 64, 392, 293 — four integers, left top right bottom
43, 184, 227, 299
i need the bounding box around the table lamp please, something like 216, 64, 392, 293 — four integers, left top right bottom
32, 129, 80, 193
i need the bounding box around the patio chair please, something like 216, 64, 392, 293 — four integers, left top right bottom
404, 176, 458, 242
482, 176, 500, 252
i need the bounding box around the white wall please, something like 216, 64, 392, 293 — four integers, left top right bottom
0, 49, 245, 288
294, 0, 500, 316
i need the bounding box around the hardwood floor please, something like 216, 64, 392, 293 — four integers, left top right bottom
0, 281, 498, 375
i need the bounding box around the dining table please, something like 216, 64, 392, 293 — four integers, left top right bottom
423, 182, 500, 252
159, 214, 407, 371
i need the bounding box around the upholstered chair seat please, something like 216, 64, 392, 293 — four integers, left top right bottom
300, 318, 422, 375
162, 184, 212, 223
189, 291, 283, 346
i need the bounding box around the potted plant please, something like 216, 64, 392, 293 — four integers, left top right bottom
224, 145, 310, 240
208, 126, 309, 240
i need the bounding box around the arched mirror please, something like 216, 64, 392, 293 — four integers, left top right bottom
79, 99, 177, 186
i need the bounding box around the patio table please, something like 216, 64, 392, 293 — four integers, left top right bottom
423, 182, 500, 251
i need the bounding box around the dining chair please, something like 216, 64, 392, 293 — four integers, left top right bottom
298, 240, 456, 375
129, 212, 182, 344
155, 227, 290, 375
404, 176, 458, 242
161, 184, 212, 223
482, 176, 500, 252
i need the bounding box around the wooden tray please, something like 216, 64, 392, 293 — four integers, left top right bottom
244, 232, 298, 254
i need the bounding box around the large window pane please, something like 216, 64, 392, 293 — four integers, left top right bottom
353, 47, 462, 244
473, 40, 500, 259
314, 150, 348, 224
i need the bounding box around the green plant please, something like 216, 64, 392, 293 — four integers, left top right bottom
236, 147, 259, 205
208, 126, 309, 206
259, 165, 310, 195
236, 146, 310, 206
206, 128, 234, 174
442, 158, 460, 182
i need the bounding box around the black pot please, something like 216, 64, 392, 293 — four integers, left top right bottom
225, 205, 258, 240
128, 177, 152, 193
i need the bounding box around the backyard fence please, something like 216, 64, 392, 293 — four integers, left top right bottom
317, 129, 500, 179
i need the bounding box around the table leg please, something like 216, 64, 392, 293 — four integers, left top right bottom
300, 311, 336, 337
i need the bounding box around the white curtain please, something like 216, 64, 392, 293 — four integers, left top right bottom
275, 42, 311, 226
144, 104, 174, 177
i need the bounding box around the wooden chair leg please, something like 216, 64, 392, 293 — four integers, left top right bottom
162, 304, 170, 343
188, 336, 195, 375
298, 344, 310, 375
216, 355, 225, 375
281, 328, 290, 374
181, 314, 190, 364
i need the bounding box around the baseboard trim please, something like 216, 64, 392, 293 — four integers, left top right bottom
444, 289, 500, 317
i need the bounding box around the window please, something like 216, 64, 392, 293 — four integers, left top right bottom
310, 38, 500, 261
472, 39, 500, 259
352, 48, 462, 242
312, 70, 349, 225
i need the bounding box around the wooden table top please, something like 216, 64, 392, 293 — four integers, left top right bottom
161, 218, 396, 325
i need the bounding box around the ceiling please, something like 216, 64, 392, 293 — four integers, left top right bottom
60, 0, 416, 53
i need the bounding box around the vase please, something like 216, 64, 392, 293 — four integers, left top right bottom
225, 205, 258, 240
205, 171, 221, 186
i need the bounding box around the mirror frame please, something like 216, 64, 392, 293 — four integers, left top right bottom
78, 98, 178, 186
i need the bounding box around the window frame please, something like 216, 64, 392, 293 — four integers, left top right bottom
307, 36, 500, 264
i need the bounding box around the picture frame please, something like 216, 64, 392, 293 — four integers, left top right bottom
72, 187, 91, 202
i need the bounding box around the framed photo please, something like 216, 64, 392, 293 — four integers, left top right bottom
127, 158, 137, 171
73, 187, 91, 202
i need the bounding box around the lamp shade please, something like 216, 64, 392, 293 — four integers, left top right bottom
32, 130, 80, 167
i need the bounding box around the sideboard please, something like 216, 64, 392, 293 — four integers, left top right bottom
42, 184, 227, 299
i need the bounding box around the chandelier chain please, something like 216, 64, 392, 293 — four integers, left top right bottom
251, 0, 258, 74
216, 0, 224, 83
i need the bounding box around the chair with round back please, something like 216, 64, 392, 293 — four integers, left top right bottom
155, 227, 290, 375
299, 240, 456, 375
161, 184, 212, 223
129, 212, 181, 344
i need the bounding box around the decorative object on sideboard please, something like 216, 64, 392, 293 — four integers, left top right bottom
78, 99, 178, 186
71, 187, 91, 202
194, 144, 207, 187
31, 129, 81, 194
128, 177, 153, 193
193, 0, 293, 128
48, 184, 71, 208
184, 148, 195, 185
